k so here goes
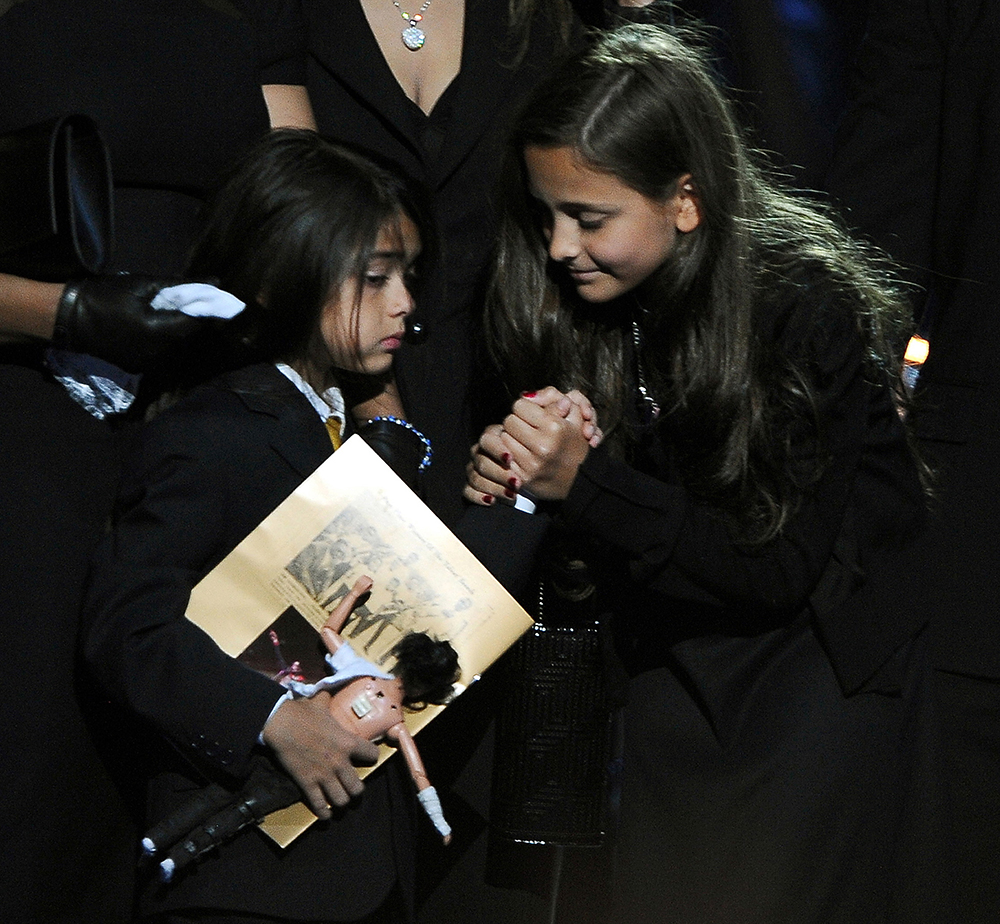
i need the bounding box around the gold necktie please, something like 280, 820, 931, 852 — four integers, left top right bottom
325, 415, 343, 451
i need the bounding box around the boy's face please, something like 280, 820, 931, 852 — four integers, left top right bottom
317, 212, 421, 377
524, 144, 700, 303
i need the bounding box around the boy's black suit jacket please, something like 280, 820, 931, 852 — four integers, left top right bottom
84, 363, 546, 919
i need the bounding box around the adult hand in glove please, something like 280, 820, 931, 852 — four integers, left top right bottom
53, 275, 244, 373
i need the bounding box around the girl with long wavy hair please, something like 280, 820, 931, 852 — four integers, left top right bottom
467, 24, 929, 923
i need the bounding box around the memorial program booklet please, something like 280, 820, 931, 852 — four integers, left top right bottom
184, 435, 533, 846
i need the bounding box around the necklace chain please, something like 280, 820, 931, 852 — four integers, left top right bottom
392, 0, 432, 51
632, 320, 661, 422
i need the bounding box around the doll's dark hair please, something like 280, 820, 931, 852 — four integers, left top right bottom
487, 23, 914, 542
187, 129, 430, 370
391, 632, 460, 708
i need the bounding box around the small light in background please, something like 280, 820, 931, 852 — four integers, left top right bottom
902, 335, 930, 392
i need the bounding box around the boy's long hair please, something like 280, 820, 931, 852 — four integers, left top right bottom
188, 130, 430, 373
487, 24, 914, 543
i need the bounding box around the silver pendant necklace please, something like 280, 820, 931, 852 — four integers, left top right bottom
392, 0, 432, 51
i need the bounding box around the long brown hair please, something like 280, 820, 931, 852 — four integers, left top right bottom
487, 24, 914, 542
189, 130, 429, 370
506, 0, 576, 61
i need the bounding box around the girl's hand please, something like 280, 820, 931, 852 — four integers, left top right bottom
523, 387, 603, 448
466, 388, 596, 505
464, 425, 514, 506
501, 391, 593, 501
463, 389, 600, 505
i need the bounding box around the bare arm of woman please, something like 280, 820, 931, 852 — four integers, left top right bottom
0, 274, 63, 342
263, 84, 318, 130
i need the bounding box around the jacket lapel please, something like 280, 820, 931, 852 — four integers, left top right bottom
227, 364, 333, 480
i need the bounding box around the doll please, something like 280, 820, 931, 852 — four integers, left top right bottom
143, 575, 458, 882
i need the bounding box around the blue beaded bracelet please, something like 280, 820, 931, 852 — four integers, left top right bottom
365, 415, 433, 472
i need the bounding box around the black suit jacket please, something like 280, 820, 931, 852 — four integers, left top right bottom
84, 365, 410, 920
827, 0, 1000, 678
83, 362, 549, 917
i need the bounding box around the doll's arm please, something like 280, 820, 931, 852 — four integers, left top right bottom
320, 574, 374, 649
388, 721, 452, 844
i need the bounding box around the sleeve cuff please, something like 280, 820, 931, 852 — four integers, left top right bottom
259, 690, 293, 745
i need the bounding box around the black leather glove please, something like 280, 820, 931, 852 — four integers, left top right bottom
53, 275, 208, 373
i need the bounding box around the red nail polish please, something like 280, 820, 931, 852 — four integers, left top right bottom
482, 494, 495, 505
501, 452, 512, 467
508, 477, 519, 489
522, 391, 537, 398
504, 488, 516, 499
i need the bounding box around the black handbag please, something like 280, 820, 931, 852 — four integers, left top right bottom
490, 619, 613, 846
0, 114, 114, 280
490, 552, 614, 847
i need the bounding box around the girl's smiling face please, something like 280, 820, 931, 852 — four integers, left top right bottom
299, 212, 421, 388
524, 145, 700, 303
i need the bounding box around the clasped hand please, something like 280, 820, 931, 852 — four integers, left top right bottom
464, 386, 602, 506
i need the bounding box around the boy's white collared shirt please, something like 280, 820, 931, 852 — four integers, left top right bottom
275, 362, 346, 442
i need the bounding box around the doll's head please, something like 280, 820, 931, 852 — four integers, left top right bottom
390, 632, 460, 708
325, 634, 458, 741
189, 130, 430, 383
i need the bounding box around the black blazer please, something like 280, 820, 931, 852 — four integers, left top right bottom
83, 363, 549, 917
827, 0, 1000, 678
84, 365, 411, 920
555, 283, 927, 700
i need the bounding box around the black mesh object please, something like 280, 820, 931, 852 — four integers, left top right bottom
490, 620, 613, 846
